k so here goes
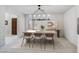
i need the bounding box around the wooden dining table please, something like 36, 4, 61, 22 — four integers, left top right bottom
23, 30, 57, 35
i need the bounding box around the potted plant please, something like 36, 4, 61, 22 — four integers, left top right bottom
41, 25, 45, 30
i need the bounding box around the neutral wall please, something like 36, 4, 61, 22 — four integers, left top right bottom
0, 6, 5, 46
76, 6, 79, 52
64, 6, 77, 45
17, 14, 25, 36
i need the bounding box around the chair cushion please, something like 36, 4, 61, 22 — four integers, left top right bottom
46, 37, 52, 40
24, 36, 30, 39
35, 37, 41, 39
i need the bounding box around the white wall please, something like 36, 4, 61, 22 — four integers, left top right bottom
64, 6, 77, 45
17, 14, 25, 36
0, 6, 5, 46
76, 6, 79, 52
51, 14, 64, 37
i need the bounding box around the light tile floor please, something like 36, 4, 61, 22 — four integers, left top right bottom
0, 36, 77, 53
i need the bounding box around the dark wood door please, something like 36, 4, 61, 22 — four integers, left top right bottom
12, 18, 17, 35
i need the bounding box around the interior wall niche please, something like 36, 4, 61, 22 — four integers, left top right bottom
12, 18, 17, 35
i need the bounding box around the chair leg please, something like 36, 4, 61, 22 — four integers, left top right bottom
29, 39, 30, 48
52, 39, 54, 48
40, 39, 42, 49
44, 39, 46, 50
21, 38, 24, 48
25, 39, 28, 47
32, 39, 35, 48
32, 39, 33, 48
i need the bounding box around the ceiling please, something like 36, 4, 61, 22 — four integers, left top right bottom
5, 5, 74, 14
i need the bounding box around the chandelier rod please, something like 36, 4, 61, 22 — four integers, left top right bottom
32, 5, 46, 15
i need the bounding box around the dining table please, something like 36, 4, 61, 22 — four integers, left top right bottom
23, 30, 57, 35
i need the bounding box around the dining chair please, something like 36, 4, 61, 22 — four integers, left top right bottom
30, 33, 35, 48
33, 32, 43, 49
21, 32, 32, 48
44, 33, 54, 49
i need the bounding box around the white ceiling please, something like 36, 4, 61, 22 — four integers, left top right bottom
6, 5, 74, 14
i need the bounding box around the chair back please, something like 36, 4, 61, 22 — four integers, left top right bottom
45, 33, 54, 38
24, 32, 32, 36
34, 32, 43, 37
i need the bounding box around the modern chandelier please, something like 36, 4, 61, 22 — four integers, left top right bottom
32, 5, 50, 20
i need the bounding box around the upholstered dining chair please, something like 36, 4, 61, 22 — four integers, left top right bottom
44, 33, 54, 49
21, 32, 33, 48
33, 32, 43, 49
